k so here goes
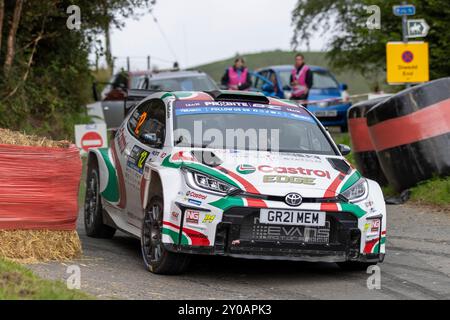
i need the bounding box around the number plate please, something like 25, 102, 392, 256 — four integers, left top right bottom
314, 110, 337, 117
260, 209, 326, 227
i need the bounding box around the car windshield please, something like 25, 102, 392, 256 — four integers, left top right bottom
312, 71, 339, 89
146, 75, 217, 91
278, 69, 339, 90
278, 70, 292, 88
173, 100, 336, 155
130, 75, 146, 89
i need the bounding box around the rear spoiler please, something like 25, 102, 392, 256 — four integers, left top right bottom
124, 89, 162, 116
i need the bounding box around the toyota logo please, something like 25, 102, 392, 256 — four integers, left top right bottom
285, 193, 302, 206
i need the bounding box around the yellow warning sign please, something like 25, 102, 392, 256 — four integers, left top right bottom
386, 42, 429, 84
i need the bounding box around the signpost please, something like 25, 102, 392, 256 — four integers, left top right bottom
387, 2, 429, 85
406, 19, 430, 38
392, 4, 416, 16
75, 123, 108, 154
386, 42, 429, 84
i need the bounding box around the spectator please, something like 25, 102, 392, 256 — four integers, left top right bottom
290, 53, 313, 101
221, 57, 252, 90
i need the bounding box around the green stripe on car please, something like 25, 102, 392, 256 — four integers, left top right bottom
98, 148, 120, 203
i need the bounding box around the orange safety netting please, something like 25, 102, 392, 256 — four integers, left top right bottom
0, 144, 82, 230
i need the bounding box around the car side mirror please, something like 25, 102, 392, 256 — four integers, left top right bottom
338, 144, 351, 156
339, 83, 348, 91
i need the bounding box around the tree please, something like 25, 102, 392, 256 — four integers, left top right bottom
0, 0, 157, 139
0, 0, 4, 50
90, 0, 156, 72
4, 0, 23, 75
291, 0, 450, 85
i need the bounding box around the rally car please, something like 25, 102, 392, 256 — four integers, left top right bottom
84, 90, 386, 274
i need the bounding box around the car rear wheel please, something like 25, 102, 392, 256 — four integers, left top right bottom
141, 196, 190, 275
84, 161, 116, 238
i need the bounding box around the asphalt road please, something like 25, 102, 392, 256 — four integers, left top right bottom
29, 204, 450, 300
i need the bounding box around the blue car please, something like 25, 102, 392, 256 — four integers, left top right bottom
251, 65, 351, 132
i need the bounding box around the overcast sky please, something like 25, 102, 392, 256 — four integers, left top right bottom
106, 0, 326, 71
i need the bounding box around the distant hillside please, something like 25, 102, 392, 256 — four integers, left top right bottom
192, 50, 380, 94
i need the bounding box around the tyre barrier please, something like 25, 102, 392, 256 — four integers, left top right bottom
0, 129, 82, 261
366, 77, 450, 192
347, 97, 389, 186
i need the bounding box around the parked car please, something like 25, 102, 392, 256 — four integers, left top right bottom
96, 70, 218, 129
252, 65, 351, 132
136, 70, 218, 92
96, 70, 153, 129
84, 89, 386, 274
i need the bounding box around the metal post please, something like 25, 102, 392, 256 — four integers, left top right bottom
127, 56, 130, 72
402, 1, 408, 42
401, 1, 411, 88
147, 55, 151, 70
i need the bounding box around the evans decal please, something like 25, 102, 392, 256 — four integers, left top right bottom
236, 164, 256, 174
258, 165, 331, 179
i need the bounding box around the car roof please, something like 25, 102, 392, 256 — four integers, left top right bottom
256, 64, 329, 72
127, 70, 152, 76
148, 70, 209, 80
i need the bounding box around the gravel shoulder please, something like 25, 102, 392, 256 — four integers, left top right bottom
28, 204, 450, 300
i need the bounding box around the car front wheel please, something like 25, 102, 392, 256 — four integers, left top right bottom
141, 196, 190, 275
84, 161, 116, 238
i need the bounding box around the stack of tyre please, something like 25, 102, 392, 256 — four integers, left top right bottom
348, 77, 450, 192
348, 97, 389, 186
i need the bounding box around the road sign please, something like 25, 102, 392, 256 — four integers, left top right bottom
407, 19, 430, 38
386, 42, 429, 84
75, 123, 107, 154
393, 4, 415, 16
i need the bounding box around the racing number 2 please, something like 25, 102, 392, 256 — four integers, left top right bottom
135, 112, 148, 135
137, 151, 149, 169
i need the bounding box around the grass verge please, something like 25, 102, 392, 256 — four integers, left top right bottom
409, 177, 450, 209
0, 258, 92, 299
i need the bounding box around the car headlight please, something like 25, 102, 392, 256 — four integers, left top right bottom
184, 169, 239, 195
341, 178, 368, 202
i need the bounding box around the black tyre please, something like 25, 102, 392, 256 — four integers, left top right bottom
141, 196, 190, 274
337, 261, 377, 271
84, 160, 116, 238
340, 124, 348, 133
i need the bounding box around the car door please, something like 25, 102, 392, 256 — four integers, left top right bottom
102, 72, 128, 129
253, 70, 277, 97
124, 99, 166, 228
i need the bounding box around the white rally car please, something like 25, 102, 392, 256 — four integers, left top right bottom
84, 90, 386, 274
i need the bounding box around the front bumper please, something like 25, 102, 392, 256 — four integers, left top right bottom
165, 206, 383, 263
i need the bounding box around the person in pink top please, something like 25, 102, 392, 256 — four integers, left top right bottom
290, 53, 313, 101
221, 57, 252, 90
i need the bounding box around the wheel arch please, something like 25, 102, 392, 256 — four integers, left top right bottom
143, 167, 183, 214
87, 148, 119, 203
